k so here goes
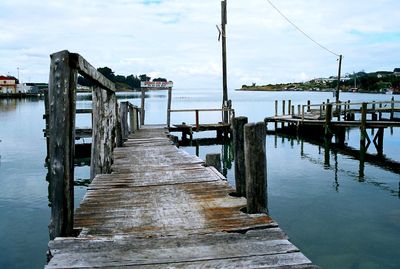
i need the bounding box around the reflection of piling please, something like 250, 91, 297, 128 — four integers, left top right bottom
244, 122, 267, 214
232, 117, 248, 197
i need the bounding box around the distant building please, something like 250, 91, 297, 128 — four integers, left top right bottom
0, 76, 17, 93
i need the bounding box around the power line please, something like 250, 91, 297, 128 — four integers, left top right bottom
266, 0, 340, 57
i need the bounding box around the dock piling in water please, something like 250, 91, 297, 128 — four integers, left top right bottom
232, 116, 248, 197
244, 122, 267, 214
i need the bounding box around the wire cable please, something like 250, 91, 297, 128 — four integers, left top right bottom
266, 0, 340, 57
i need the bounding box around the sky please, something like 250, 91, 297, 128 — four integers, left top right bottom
1, 0, 400, 89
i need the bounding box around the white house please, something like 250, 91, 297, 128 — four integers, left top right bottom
0, 76, 17, 93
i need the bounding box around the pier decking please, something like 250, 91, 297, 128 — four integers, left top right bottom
46, 126, 317, 268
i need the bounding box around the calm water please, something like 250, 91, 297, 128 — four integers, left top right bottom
0, 90, 399, 268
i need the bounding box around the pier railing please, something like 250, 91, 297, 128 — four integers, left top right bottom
47, 50, 139, 239
168, 107, 235, 128
300, 99, 399, 121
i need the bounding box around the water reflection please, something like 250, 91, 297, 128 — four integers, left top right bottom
273, 133, 400, 197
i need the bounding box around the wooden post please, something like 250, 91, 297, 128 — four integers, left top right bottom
390, 97, 395, 120
206, 153, 221, 173
195, 110, 199, 131
379, 102, 383, 120
291, 105, 295, 117
167, 87, 172, 127
120, 102, 129, 140
232, 116, 248, 197
288, 100, 292, 115
297, 104, 301, 116
336, 54, 342, 103
244, 122, 267, 214
307, 100, 311, 112
274, 100, 278, 116
221, 0, 228, 123
282, 100, 286, 115
115, 102, 123, 147
325, 103, 333, 141
48, 50, 76, 239
140, 88, 145, 126
360, 103, 367, 177
128, 105, 136, 133
91, 87, 117, 180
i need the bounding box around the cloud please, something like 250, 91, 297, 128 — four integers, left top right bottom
1, 0, 400, 88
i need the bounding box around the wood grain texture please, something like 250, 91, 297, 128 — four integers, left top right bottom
46, 126, 317, 268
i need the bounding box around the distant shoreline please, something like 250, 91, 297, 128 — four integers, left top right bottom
236, 87, 399, 95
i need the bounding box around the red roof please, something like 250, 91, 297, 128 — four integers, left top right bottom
0, 75, 15, 80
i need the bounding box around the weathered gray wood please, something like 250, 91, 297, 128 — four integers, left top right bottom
244, 122, 267, 214
48, 50, 77, 239
324, 103, 333, 141
46, 126, 315, 269
288, 100, 292, 115
69, 53, 115, 92
90, 87, 117, 180
167, 87, 172, 127
128, 104, 139, 133
221, 0, 228, 123
232, 116, 248, 197
115, 102, 123, 147
120, 101, 129, 140
140, 88, 145, 125
205, 153, 221, 172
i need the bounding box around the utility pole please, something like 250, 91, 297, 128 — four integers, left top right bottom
335, 54, 342, 103
221, 0, 228, 123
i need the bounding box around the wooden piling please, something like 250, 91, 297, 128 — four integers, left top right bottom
232, 116, 248, 197
291, 105, 295, 117
274, 100, 278, 116
325, 103, 333, 141
91, 87, 117, 180
307, 100, 311, 112
128, 104, 138, 133
244, 122, 267, 214
282, 100, 286, 115
120, 101, 129, 140
48, 50, 76, 239
140, 88, 145, 125
390, 97, 395, 120
288, 100, 292, 115
205, 153, 221, 173
167, 88, 172, 127
360, 103, 367, 170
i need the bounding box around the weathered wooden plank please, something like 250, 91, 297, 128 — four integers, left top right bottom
46, 126, 316, 268
47, 230, 307, 269
69, 53, 116, 92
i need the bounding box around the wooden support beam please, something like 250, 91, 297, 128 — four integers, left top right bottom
244, 122, 267, 214
48, 50, 77, 239
232, 117, 248, 197
120, 102, 129, 140
167, 88, 172, 127
140, 88, 145, 126
90, 87, 117, 180
69, 53, 115, 92
373, 128, 384, 156
324, 103, 333, 142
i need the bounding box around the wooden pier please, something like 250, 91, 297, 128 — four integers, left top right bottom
46, 126, 317, 268
45, 50, 317, 268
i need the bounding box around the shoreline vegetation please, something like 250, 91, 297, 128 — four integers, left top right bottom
238, 70, 400, 94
